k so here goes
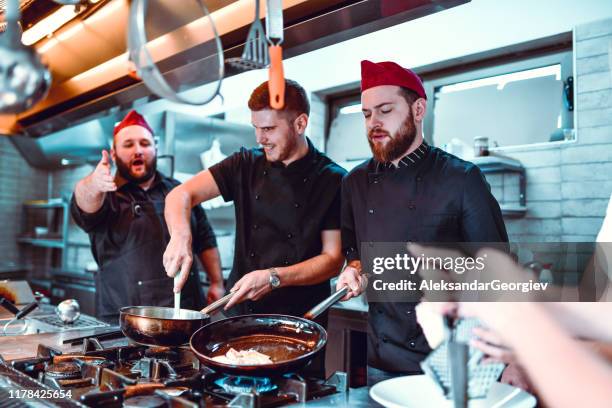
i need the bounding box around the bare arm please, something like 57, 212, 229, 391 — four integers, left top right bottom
224, 230, 344, 309
198, 247, 225, 304
498, 303, 612, 408
164, 170, 221, 292
74, 150, 116, 213
164, 170, 221, 236
542, 302, 612, 342
276, 230, 343, 286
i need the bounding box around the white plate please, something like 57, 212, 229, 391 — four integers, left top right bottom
369, 375, 536, 408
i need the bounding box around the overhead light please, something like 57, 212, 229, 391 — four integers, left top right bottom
21, 5, 80, 46
339, 103, 362, 115
439, 64, 561, 94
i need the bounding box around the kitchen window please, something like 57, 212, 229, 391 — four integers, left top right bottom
423, 49, 574, 156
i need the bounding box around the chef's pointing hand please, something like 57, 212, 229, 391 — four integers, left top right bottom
88, 150, 117, 193
163, 232, 193, 293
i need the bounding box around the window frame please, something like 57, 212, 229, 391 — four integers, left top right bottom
422, 42, 575, 152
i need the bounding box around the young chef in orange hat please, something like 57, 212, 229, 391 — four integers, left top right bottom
336, 60, 508, 383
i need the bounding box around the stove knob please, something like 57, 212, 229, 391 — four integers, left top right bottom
56, 299, 81, 324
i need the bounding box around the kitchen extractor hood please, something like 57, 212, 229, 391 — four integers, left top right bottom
1, 0, 469, 168
8, 108, 255, 169
3, 0, 469, 135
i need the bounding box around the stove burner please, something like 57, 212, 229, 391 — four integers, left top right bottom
84, 357, 111, 367
214, 376, 278, 394
158, 387, 189, 397
144, 347, 179, 362
45, 362, 81, 379
122, 395, 166, 408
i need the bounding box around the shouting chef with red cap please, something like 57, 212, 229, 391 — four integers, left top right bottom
71, 110, 224, 322
336, 61, 509, 382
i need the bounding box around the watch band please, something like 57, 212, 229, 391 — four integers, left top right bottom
269, 267, 281, 289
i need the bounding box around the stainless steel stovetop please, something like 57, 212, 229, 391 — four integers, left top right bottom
1, 304, 108, 336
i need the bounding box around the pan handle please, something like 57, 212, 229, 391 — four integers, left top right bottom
303, 286, 349, 321
201, 292, 234, 315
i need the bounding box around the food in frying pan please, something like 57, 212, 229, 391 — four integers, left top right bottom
212, 348, 273, 365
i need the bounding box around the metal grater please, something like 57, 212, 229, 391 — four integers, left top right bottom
421, 318, 506, 400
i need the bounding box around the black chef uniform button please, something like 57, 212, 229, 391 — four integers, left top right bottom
294, 203, 300, 208
408, 204, 416, 210
377, 308, 383, 314
253, 224, 258, 230
250, 252, 255, 258
382, 337, 388, 343
287, 233, 293, 239
368, 209, 374, 214
284, 260, 290, 265
373, 178, 379, 184
406, 310, 412, 315
255, 194, 260, 200
409, 341, 416, 348
303, 177, 308, 183
248, 307, 254, 313
263, 170, 268, 176
416, 176, 422, 182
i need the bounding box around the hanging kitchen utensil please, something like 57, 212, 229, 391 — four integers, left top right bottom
0, 0, 52, 113
226, 0, 269, 71
266, 0, 285, 109
128, 0, 224, 105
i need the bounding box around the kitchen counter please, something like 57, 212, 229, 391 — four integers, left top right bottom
294, 386, 379, 407
0, 327, 124, 361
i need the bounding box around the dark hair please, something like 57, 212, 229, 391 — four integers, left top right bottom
397, 86, 421, 106
248, 79, 310, 116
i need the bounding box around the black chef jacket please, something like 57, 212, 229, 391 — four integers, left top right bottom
341, 142, 508, 373
71, 171, 217, 320
209, 138, 346, 317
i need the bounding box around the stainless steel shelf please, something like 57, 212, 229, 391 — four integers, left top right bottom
22, 199, 67, 209
474, 155, 527, 217
500, 204, 527, 218
17, 237, 65, 248
472, 155, 524, 173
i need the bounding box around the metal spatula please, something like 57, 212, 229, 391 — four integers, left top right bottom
174, 275, 181, 317
226, 0, 269, 71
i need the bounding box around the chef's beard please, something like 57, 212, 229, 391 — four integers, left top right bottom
115, 156, 157, 184
264, 127, 299, 164
368, 111, 417, 163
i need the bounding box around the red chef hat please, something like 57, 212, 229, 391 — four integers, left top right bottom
360, 60, 426, 99
113, 110, 154, 137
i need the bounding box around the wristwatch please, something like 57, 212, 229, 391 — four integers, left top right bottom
269, 268, 281, 289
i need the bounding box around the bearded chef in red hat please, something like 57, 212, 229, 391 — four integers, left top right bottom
336, 61, 509, 383
71, 110, 224, 322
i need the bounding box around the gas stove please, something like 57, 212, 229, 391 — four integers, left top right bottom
6, 337, 348, 408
